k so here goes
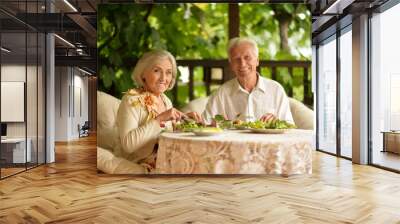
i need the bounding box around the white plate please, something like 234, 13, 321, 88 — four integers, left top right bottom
249, 128, 288, 134
192, 131, 224, 136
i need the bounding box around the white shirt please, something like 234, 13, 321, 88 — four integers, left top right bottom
202, 75, 294, 124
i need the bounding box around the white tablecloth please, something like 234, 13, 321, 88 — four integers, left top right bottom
156, 129, 313, 175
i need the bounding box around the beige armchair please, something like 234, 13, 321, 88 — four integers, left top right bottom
181, 96, 314, 130
97, 91, 120, 151
288, 98, 314, 130
96, 91, 146, 174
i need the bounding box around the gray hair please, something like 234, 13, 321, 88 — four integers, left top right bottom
132, 49, 177, 90
227, 37, 259, 61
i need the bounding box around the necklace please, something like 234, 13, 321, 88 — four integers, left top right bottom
154, 95, 166, 115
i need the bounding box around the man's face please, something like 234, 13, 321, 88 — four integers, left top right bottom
229, 43, 259, 79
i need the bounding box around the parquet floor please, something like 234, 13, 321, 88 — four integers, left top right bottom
1, 167, 26, 178
373, 151, 400, 171
1, 135, 400, 223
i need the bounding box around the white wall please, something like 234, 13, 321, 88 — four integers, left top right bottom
1, 65, 28, 138
72, 73, 89, 138
55, 67, 89, 141
55, 66, 69, 141
1, 63, 46, 164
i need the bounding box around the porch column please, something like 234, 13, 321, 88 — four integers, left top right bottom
226, 4, 240, 81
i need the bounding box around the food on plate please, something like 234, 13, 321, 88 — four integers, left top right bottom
214, 114, 225, 122
232, 119, 242, 125
209, 115, 295, 130
238, 119, 296, 130
213, 114, 234, 129
174, 120, 205, 132
174, 120, 223, 133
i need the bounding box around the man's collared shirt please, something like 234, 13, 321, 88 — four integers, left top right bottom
202, 75, 294, 124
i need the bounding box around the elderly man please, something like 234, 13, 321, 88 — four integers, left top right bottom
202, 37, 294, 124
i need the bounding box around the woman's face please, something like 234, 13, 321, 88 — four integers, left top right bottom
142, 58, 173, 95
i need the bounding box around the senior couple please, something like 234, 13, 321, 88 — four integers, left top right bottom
113, 37, 293, 173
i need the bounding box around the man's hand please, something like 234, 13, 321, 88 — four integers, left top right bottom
260, 113, 276, 122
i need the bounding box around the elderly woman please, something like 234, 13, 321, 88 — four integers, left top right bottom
113, 50, 201, 173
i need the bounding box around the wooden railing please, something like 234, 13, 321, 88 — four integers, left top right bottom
173, 59, 313, 107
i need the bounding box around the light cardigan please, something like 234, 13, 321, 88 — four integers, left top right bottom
113, 89, 173, 164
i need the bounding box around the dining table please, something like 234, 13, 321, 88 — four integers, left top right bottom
156, 129, 313, 175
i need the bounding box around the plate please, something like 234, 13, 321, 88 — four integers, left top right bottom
192, 131, 224, 136
249, 128, 288, 134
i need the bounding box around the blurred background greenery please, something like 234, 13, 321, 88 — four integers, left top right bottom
98, 3, 311, 108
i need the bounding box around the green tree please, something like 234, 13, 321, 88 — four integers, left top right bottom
240, 3, 311, 102
98, 3, 227, 103
98, 3, 311, 107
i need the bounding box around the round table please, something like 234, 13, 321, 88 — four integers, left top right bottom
156, 129, 313, 175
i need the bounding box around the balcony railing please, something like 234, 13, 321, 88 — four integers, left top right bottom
173, 59, 312, 108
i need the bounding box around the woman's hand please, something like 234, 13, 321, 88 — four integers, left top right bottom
185, 112, 204, 124
155, 108, 184, 123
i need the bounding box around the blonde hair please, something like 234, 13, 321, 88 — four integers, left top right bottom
132, 49, 177, 90
227, 37, 259, 61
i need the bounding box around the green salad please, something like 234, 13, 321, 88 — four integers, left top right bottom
175, 120, 205, 132
175, 115, 295, 131
214, 114, 235, 129
238, 120, 296, 130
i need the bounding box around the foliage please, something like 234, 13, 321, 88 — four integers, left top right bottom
240, 4, 311, 60
98, 3, 227, 101
98, 3, 311, 107
240, 4, 311, 102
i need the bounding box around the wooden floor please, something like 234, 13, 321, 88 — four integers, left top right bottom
1, 135, 400, 223
373, 151, 400, 171
1, 167, 26, 178
1, 163, 45, 178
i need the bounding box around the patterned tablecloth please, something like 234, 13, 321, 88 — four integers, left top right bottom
156, 129, 313, 175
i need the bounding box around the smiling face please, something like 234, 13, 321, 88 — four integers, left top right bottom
229, 42, 259, 79
142, 58, 173, 95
